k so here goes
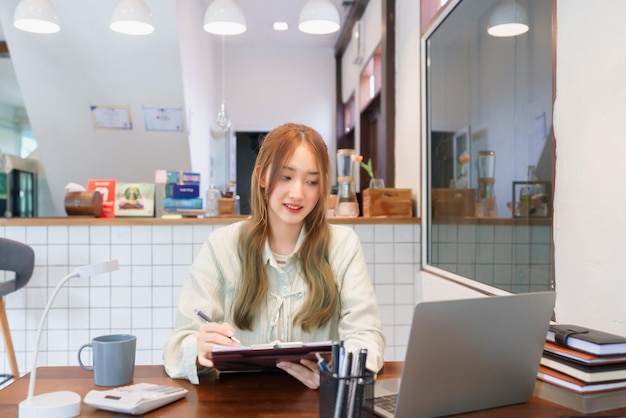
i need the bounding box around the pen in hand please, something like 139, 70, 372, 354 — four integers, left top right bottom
316, 352, 331, 373
194, 309, 242, 344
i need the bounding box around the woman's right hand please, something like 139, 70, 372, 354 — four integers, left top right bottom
196, 322, 239, 368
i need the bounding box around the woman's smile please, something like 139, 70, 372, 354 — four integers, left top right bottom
284, 203, 303, 213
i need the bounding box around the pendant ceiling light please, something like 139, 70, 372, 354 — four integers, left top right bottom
216, 37, 231, 131
110, 0, 155, 36
13, 0, 60, 34
204, 0, 247, 36
298, 0, 340, 35
487, 0, 529, 37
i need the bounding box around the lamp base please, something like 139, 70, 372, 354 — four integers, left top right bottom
19, 391, 81, 418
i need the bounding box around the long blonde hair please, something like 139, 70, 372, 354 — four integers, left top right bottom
235, 123, 338, 331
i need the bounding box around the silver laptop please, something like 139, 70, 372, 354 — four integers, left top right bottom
373, 291, 555, 418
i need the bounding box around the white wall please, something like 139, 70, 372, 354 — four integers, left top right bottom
0, 102, 21, 156
552, 0, 626, 335
394, 0, 421, 212
226, 45, 336, 150
177, 1, 218, 196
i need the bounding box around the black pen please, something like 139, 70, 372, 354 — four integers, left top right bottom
331, 341, 341, 374
194, 309, 242, 344
333, 351, 352, 418
346, 348, 369, 418
346, 348, 367, 418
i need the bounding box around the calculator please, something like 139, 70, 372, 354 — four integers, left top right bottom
83, 382, 189, 415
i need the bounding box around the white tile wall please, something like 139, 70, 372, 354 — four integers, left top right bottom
0, 222, 421, 380
431, 223, 553, 293
0, 224, 551, 382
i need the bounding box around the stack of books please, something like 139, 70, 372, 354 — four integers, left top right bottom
161, 171, 203, 215
535, 324, 626, 413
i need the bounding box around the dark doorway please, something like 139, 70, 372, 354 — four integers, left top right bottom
235, 131, 266, 215
431, 131, 455, 189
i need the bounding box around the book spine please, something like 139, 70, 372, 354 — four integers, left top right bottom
162, 197, 203, 209
165, 171, 201, 184
165, 183, 200, 198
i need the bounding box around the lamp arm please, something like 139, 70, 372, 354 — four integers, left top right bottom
25, 271, 80, 401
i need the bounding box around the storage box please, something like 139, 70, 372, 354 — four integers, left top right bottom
431, 188, 475, 218
219, 198, 236, 216
362, 188, 412, 217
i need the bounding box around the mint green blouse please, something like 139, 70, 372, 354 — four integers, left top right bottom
163, 221, 386, 384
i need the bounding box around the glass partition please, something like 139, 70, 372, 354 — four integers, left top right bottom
421, 0, 554, 293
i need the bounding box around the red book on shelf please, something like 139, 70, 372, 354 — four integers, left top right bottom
87, 179, 116, 218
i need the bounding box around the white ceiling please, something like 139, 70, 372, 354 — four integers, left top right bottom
0, 0, 354, 109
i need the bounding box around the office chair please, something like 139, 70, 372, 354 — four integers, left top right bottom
0, 237, 35, 385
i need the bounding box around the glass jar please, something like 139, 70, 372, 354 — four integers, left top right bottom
334, 178, 359, 217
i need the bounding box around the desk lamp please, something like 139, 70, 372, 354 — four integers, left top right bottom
19, 259, 120, 418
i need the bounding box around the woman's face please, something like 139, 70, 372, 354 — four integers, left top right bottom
264, 144, 321, 231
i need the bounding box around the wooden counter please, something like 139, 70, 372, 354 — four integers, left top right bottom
0, 215, 552, 226
2, 364, 625, 417
0, 216, 420, 226
433, 216, 552, 226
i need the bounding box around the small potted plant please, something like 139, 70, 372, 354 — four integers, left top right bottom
353, 155, 385, 189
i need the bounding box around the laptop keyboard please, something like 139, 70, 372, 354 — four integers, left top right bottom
376, 394, 398, 413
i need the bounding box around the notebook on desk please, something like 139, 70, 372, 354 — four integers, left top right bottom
373, 291, 556, 418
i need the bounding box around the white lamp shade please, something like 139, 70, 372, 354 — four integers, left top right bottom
487, 0, 529, 37
298, 0, 340, 35
110, 0, 155, 35
204, 0, 247, 36
13, 0, 60, 34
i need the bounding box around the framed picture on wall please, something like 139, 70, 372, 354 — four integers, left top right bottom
452, 126, 470, 188
90, 105, 132, 130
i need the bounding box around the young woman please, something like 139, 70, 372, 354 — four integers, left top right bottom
163, 123, 385, 389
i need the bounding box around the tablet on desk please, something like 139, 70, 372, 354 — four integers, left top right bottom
211, 340, 332, 372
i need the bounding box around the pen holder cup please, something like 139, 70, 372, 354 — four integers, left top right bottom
319, 369, 375, 418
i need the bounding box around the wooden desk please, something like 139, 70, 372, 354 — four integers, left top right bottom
1, 363, 626, 417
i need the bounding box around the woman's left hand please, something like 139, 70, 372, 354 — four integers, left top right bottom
276, 358, 320, 389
